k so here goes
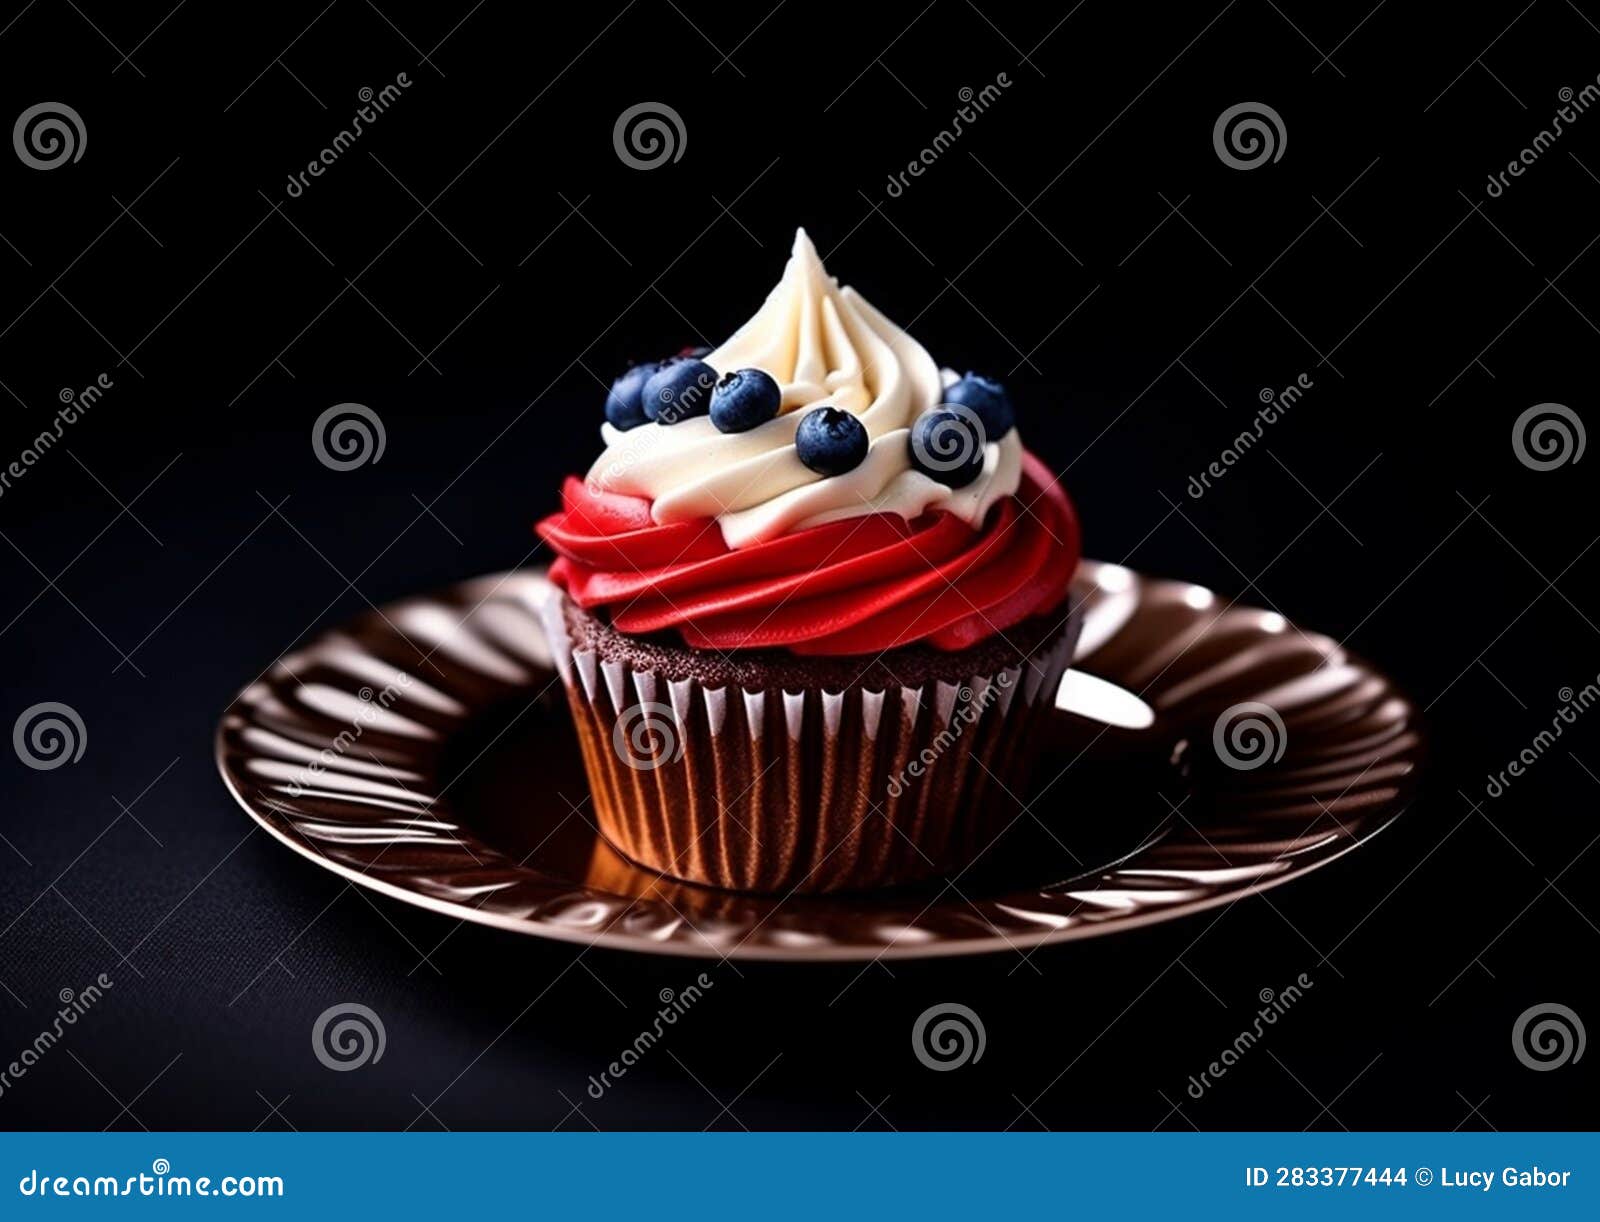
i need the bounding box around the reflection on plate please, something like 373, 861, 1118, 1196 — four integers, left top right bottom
215, 562, 1421, 960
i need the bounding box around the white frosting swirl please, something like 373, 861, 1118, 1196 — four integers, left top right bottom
587, 228, 1022, 549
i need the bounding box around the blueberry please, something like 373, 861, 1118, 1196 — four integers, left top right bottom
710, 368, 782, 433
795, 406, 869, 476
943, 372, 1015, 437
908, 409, 986, 488
604, 361, 661, 430
642, 358, 718, 424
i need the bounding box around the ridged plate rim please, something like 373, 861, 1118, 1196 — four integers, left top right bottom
214, 562, 1423, 961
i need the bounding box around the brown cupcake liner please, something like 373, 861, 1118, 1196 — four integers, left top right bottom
540, 592, 1081, 894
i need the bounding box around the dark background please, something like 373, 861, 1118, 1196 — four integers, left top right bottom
1, 0, 1596, 1130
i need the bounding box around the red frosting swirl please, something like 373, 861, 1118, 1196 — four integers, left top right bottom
536, 451, 1080, 656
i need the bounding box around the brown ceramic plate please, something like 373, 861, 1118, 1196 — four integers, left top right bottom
214, 562, 1422, 961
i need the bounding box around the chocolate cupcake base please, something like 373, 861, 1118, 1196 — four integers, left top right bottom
540, 592, 1081, 894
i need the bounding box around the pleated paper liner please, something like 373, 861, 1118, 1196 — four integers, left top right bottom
542, 591, 1082, 893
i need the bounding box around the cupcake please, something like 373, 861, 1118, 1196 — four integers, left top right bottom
535, 229, 1081, 893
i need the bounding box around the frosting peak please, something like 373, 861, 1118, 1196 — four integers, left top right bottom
586, 229, 1022, 549
705, 228, 940, 422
